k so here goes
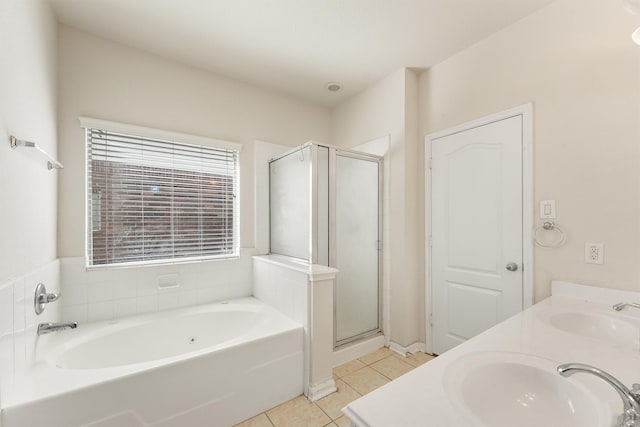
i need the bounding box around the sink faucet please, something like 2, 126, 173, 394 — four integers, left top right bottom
37, 322, 78, 336
558, 363, 640, 427
613, 302, 640, 312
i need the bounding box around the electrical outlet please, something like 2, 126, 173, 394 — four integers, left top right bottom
585, 243, 604, 265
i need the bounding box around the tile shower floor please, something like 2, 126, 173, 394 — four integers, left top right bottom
234, 348, 436, 427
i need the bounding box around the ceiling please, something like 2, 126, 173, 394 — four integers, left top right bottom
50, 0, 556, 107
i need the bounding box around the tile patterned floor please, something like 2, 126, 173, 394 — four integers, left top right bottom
234, 348, 436, 427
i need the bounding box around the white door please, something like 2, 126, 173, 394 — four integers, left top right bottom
429, 115, 524, 355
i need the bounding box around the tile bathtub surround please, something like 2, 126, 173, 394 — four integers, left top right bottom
0, 259, 61, 406
233, 348, 436, 427
59, 250, 255, 323
0, 282, 14, 393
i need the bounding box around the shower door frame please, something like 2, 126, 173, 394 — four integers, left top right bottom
330, 148, 384, 349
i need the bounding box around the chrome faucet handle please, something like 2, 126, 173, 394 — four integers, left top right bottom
34, 283, 61, 315
628, 385, 640, 427
621, 409, 640, 427
38, 292, 60, 303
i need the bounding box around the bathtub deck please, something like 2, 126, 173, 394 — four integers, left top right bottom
234, 348, 436, 427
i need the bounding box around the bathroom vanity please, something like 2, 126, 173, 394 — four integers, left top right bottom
343, 282, 640, 427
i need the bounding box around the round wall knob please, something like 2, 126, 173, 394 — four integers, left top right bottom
505, 262, 519, 272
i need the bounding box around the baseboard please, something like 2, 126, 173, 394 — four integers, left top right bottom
306, 378, 337, 401
389, 341, 426, 356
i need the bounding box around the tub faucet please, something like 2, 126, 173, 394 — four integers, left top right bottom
613, 302, 640, 312
37, 322, 78, 336
558, 363, 640, 427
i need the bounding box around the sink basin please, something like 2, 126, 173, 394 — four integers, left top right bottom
547, 312, 639, 350
443, 352, 611, 427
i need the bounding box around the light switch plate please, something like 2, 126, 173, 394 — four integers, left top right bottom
539, 200, 556, 219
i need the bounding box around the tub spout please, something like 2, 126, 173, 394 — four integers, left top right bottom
37, 322, 78, 336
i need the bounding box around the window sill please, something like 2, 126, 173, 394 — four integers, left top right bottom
85, 253, 240, 270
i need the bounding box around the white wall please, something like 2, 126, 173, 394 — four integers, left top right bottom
331, 68, 422, 348
419, 0, 640, 302
0, 0, 58, 284
55, 26, 331, 319
0, 0, 59, 406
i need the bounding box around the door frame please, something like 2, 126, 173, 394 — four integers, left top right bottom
424, 103, 534, 354
331, 147, 384, 349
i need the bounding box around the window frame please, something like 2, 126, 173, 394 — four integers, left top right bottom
80, 117, 242, 269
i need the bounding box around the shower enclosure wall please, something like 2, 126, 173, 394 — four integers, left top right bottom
269, 142, 382, 347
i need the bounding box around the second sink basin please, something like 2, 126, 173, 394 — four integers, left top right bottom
443, 352, 611, 427
546, 311, 639, 350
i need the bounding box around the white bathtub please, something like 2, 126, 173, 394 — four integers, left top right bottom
1, 297, 303, 427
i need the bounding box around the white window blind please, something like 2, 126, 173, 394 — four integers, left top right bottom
86, 127, 239, 267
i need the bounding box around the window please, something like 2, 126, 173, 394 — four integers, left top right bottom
83, 119, 240, 267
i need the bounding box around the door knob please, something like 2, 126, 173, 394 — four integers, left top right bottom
505, 262, 519, 272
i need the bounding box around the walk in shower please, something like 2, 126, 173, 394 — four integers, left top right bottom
269, 142, 382, 347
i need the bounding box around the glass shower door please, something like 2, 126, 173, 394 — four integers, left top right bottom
334, 152, 381, 345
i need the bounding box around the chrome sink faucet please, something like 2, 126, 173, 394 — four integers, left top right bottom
37, 322, 78, 336
613, 302, 640, 312
558, 363, 640, 427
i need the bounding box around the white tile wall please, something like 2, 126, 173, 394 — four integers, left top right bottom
252, 255, 339, 398
59, 248, 255, 323
253, 257, 309, 325
136, 295, 158, 314
12, 277, 25, 384
113, 298, 137, 318
0, 282, 14, 394
158, 290, 180, 310
0, 259, 61, 407
87, 301, 113, 323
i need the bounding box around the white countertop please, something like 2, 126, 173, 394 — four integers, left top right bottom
343, 282, 640, 427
